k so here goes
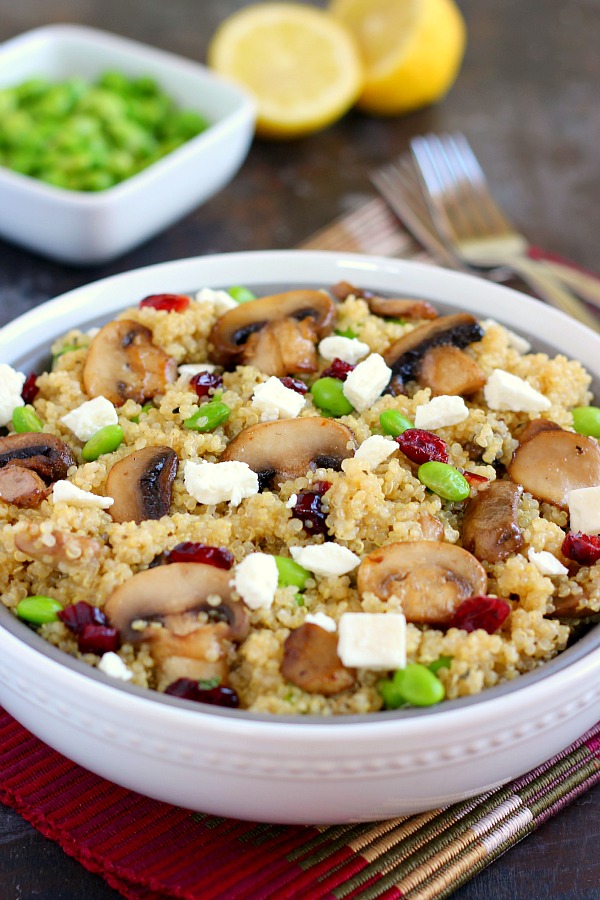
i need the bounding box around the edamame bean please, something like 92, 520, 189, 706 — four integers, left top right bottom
335, 327, 357, 339
130, 402, 153, 424
418, 461, 470, 501
428, 655, 453, 675
228, 286, 257, 304
572, 406, 600, 438
82, 424, 124, 461
12, 405, 43, 433
184, 401, 231, 432
379, 664, 445, 709
310, 377, 354, 417
274, 556, 310, 590
17, 595, 63, 625
379, 409, 413, 436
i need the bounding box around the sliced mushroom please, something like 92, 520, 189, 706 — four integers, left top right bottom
83, 319, 177, 406
549, 589, 600, 619
462, 481, 523, 563
148, 622, 231, 686
508, 430, 600, 508
0, 433, 75, 483
106, 446, 178, 524
516, 418, 562, 444
0, 466, 50, 508
357, 540, 487, 626
281, 623, 356, 695
383, 314, 484, 385
416, 511, 444, 541
330, 281, 438, 319
14, 524, 103, 568
221, 417, 356, 487
418, 345, 486, 396
209, 290, 336, 376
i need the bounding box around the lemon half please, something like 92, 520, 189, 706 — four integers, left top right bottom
208, 3, 364, 139
329, 0, 466, 116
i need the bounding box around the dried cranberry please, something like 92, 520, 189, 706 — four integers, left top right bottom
190, 371, 223, 400
21, 372, 39, 405
561, 531, 600, 566
396, 429, 449, 464
78, 624, 120, 655
463, 471, 490, 488
291, 482, 332, 537
166, 542, 234, 570
139, 293, 190, 313
280, 376, 308, 395
449, 596, 511, 634
58, 601, 108, 635
164, 678, 239, 708
320, 358, 356, 381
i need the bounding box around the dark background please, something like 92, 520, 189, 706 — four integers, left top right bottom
0, 0, 599, 896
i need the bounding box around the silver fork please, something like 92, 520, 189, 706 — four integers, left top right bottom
409, 132, 599, 331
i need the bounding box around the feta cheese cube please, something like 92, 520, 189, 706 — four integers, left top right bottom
337, 612, 407, 669
195, 287, 238, 316
290, 543, 360, 577
354, 434, 397, 469
233, 552, 278, 610
568, 485, 600, 535
98, 652, 134, 681
343, 354, 392, 413
251, 376, 306, 421
527, 548, 568, 576
286, 493, 298, 509
61, 396, 118, 441
304, 612, 337, 632
184, 460, 259, 507
414, 395, 469, 430
484, 369, 551, 413
52, 481, 114, 509
0, 364, 26, 427
178, 363, 217, 378
318, 335, 370, 364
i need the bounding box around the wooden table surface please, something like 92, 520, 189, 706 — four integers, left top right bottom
0, 0, 599, 897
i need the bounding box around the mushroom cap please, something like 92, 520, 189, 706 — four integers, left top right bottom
383, 314, 484, 383
281, 623, 356, 695
106, 446, 178, 524
209, 290, 336, 372
357, 540, 487, 626
104, 562, 249, 643
462, 480, 524, 563
221, 417, 356, 487
418, 345, 486, 396
15, 525, 102, 568
508, 430, 600, 508
0, 433, 75, 483
83, 319, 177, 406
365, 296, 438, 320
148, 622, 231, 688
0, 466, 50, 508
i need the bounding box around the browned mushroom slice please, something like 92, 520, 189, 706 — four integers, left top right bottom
383, 314, 484, 385
508, 430, 600, 508
516, 418, 562, 444
462, 481, 523, 563
148, 622, 231, 685
549, 589, 600, 619
418, 345, 486, 396
208, 290, 336, 376
282, 623, 356, 695
357, 541, 487, 626
83, 319, 177, 407
364, 296, 438, 320
106, 446, 178, 524
221, 417, 356, 488
15, 524, 103, 567
0, 433, 75, 483
0, 466, 50, 508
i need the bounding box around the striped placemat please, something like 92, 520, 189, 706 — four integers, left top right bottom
0, 198, 599, 899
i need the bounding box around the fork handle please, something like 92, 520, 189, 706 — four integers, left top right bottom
507, 257, 600, 333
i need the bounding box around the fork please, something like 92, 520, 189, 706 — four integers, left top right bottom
408, 132, 599, 331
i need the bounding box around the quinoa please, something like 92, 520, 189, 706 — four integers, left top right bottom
0, 287, 597, 715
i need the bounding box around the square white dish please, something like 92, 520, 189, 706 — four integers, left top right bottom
0, 25, 255, 264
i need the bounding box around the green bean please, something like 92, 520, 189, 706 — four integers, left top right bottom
379, 664, 445, 709
274, 556, 310, 590
572, 406, 600, 438
82, 424, 124, 461
228, 286, 257, 304
310, 377, 354, 417
379, 409, 413, 436
418, 461, 470, 501
17, 595, 63, 625
184, 400, 231, 432
12, 405, 43, 433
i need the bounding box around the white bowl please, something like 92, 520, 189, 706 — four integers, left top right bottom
1, 250, 599, 824
0, 25, 255, 264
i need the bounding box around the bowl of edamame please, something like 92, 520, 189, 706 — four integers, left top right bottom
0, 25, 255, 264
